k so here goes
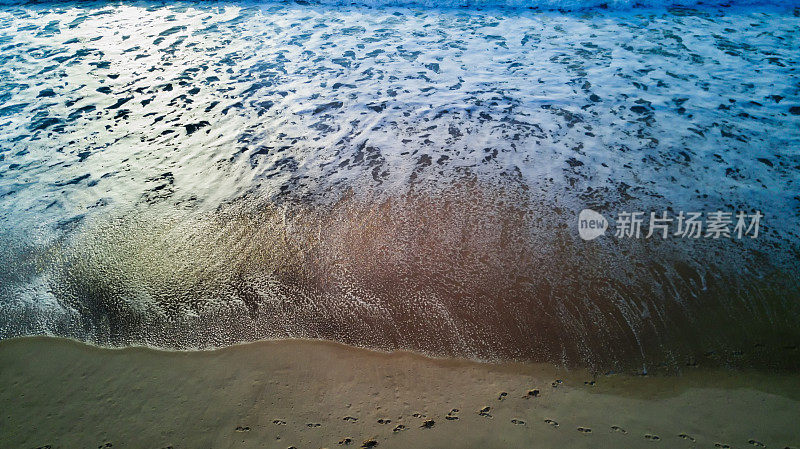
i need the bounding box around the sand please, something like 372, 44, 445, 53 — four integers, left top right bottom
1, 337, 799, 449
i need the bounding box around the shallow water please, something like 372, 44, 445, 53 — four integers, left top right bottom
0, 1, 799, 371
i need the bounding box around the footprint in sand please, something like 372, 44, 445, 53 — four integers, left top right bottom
412, 413, 426, 418
524, 389, 540, 398
343, 416, 358, 422
393, 424, 406, 432
678, 433, 695, 442
478, 406, 492, 418
714, 444, 731, 448
273, 419, 286, 425
551, 379, 563, 388
361, 440, 378, 448
446, 409, 459, 420
338, 437, 353, 445
544, 419, 559, 428
511, 419, 526, 426
306, 423, 321, 428
97, 444, 113, 449
577, 427, 592, 434
611, 426, 627, 434
644, 434, 661, 441
420, 419, 435, 429
498, 391, 508, 400
377, 418, 391, 424
235, 426, 251, 432
584, 380, 596, 386
748, 440, 766, 447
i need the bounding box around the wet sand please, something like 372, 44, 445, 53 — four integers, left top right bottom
1, 337, 798, 449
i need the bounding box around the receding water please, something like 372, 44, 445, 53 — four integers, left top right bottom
0, 0, 799, 372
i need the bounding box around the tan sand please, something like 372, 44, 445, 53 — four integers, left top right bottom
1, 336, 798, 449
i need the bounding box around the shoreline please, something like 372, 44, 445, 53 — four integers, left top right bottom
2, 336, 799, 448
2, 0, 799, 376
5, 334, 800, 395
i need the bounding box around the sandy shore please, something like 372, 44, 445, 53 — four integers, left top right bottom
1, 337, 799, 449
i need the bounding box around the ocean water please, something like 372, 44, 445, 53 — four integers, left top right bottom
0, 0, 799, 371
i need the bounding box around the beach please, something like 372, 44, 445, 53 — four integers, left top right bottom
2, 336, 799, 448
2, 0, 799, 367
1, 0, 799, 447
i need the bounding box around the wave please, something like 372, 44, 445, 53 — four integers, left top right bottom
1, 0, 799, 373
2, 186, 799, 373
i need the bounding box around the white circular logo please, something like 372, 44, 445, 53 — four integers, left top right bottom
578, 209, 607, 241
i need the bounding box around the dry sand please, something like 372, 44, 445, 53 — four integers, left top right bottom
1, 336, 798, 449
